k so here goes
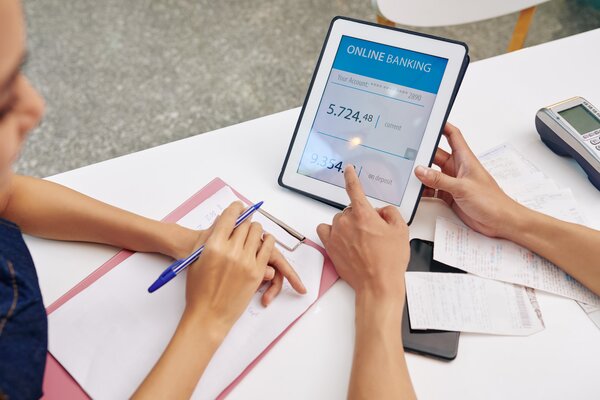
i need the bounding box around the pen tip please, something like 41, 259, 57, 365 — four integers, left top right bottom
148, 280, 161, 293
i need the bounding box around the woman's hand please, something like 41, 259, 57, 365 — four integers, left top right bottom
414, 122, 522, 238
261, 245, 306, 306
161, 224, 299, 305
316, 165, 409, 301
164, 225, 210, 261
183, 202, 306, 335
135, 202, 306, 399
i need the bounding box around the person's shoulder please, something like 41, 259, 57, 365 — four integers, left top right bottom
0, 218, 18, 229
0, 176, 15, 218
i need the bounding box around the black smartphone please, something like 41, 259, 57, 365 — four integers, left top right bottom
402, 239, 464, 360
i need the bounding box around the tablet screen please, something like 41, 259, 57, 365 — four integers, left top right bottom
297, 36, 448, 205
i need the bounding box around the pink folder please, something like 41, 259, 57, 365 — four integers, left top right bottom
42, 177, 338, 399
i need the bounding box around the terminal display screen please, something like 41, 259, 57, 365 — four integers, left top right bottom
559, 105, 600, 135
297, 36, 448, 205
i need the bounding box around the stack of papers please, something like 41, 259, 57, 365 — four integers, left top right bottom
433, 217, 600, 306
406, 144, 600, 335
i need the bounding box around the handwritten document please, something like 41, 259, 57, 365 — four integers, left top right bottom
478, 143, 540, 184
517, 188, 585, 224
434, 217, 600, 306
479, 143, 585, 224
405, 272, 544, 335
177, 187, 302, 250
48, 187, 324, 399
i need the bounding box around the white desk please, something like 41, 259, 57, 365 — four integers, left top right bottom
31, 29, 600, 399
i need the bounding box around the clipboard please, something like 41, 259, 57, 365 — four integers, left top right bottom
42, 177, 338, 399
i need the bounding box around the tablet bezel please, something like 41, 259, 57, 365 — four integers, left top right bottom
279, 17, 469, 224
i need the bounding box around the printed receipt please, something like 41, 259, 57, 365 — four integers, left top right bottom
433, 216, 600, 306
479, 143, 585, 224
405, 272, 544, 335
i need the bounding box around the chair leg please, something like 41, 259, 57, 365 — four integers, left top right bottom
507, 6, 536, 52
376, 13, 396, 27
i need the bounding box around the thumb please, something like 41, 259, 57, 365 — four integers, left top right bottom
377, 205, 404, 226
316, 223, 331, 247
414, 165, 460, 194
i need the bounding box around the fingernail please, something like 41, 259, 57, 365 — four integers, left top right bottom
415, 165, 428, 176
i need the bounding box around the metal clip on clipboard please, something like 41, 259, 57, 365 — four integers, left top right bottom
257, 208, 305, 251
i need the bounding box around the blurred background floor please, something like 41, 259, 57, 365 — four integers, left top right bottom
19, 0, 600, 177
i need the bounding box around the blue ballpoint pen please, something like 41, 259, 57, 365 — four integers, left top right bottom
148, 201, 264, 293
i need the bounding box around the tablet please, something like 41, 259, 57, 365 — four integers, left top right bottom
279, 17, 469, 223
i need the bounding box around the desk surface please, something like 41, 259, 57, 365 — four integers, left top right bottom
30, 29, 600, 399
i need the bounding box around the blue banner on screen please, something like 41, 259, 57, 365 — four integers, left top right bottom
333, 36, 447, 94
297, 35, 448, 205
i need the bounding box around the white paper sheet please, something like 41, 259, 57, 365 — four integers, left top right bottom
502, 174, 559, 200
405, 272, 544, 335
478, 143, 540, 184
517, 189, 585, 224
48, 187, 324, 399
478, 143, 586, 224
579, 302, 600, 330
433, 217, 600, 306
176, 187, 301, 250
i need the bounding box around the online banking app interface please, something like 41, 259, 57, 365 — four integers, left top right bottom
297, 36, 448, 205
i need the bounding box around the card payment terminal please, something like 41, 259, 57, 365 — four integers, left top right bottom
535, 96, 600, 190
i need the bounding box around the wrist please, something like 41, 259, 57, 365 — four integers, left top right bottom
495, 200, 534, 241
355, 286, 405, 327
181, 306, 231, 346
499, 202, 559, 254
355, 270, 407, 306
159, 223, 197, 259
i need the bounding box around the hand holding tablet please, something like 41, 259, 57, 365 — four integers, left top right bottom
279, 17, 469, 223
